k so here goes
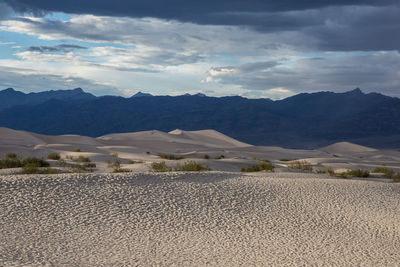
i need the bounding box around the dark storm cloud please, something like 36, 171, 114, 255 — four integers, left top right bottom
2, 0, 398, 25
27, 44, 87, 53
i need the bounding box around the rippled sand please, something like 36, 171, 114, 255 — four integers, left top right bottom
1, 172, 399, 266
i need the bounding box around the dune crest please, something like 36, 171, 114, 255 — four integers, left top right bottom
320, 141, 377, 154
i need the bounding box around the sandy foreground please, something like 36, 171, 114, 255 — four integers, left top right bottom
1, 172, 399, 266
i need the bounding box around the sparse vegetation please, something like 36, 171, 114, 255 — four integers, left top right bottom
22, 163, 59, 174
74, 148, 81, 152
127, 160, 135, 164
204, 154, 210, 159
151, 161, 172, 172
241, 162, 275, 172
175, 161, 210, 172
372, 166, 395, 178
157, 153, 184, 160
107, 153, 130, 173
346, 169, 370, 178
0, 157, 23, 169
47, 152, 61, 160
57, 156, 96, 173
73, 155, 91, 163
151, 160, 209, 172
287, 160, 313, 171
316, 167, 335, 176
392, 173, 400, 183
22, 157, 50, 168
334, 169, 370, 178
216, 155, 225, 159
279, 158, 295, 162
6, 153, 17, 159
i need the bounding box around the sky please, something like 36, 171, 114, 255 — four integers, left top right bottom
0, 0, 399, 99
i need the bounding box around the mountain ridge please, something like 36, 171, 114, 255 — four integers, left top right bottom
0, 87, 399, 149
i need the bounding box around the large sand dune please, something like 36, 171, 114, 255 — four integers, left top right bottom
1, 172, 399, 266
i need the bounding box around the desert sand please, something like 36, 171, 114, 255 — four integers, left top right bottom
1, 127, 400, 266
1, 126, 400, 173
1, 172, 399, 266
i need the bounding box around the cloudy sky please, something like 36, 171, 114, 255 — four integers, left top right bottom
0, 0, 399, 99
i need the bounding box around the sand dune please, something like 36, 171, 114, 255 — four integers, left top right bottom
1, 127, 400, 173
1, 172, 399, 266
320, 141, 377, 154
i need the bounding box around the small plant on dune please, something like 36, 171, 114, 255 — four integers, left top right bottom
127, 160, 135, 164
174, 161, 210, 172
146, 151, 150, 154
392, 173, 400, 183
22, 157, 50, 168
372, 166, 395, 178
22, 162, 58, 174
73, 155, 91, 163
316, 167, 335, 176
335, 169, 370, 178
288, 160, 313, 171
216, 155, 225, 159
346, 169, 370, 178
0, 157, 23, 169
57, 159, 67, 167
108, 153, 130, 173
151, 161, 172, 172
280, 158, 295, 162
6, 153, 18, 159
204, 154, 210, 159
157, 153, 184, 160
74, 148, 82, 152
241, 162, 275, 172
47, 152, 61, 160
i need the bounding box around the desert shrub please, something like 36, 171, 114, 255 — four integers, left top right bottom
6, 153, 18, 159
127, 160, 135, 164
157, 153, 184, 160
47, 152, 61, 160
57, 159, 68, 167
392, 173, 400, 183
0, 157, 23, 169
151, 161, 172, 172
73, 155, 91, 163
288, 160, 313, 171
241, 162, 275, 172
346, 169, 370, 178
175, 161, 210, 172
316, 167, 335, 176
258, 159, 270, 163
216, 155, 225, 159
146, 151, 150, 154
22, 157, 49, 167
336, 169, 370, 178
22, 163, 58, 174
74, 148, 81, 152
280, 159, 294, 162
204, 154, 210, 159
372, 166, 395, 178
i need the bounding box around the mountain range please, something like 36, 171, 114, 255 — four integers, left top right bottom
1, 87, 399, 149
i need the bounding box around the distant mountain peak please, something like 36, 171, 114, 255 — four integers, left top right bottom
346, 88, 364, 95
132, 91, 153, 97
3, 88, 15, 92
